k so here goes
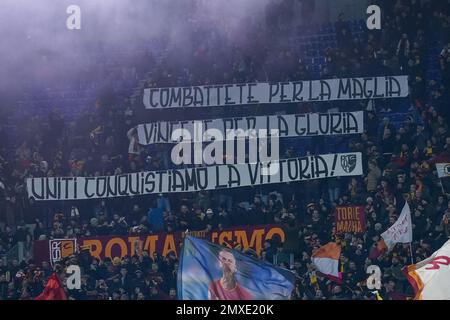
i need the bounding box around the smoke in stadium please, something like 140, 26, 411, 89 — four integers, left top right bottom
0, 0, 449, 307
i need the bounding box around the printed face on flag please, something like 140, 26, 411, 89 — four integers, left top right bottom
178, 237, 295, 300
218, 250, 237, 274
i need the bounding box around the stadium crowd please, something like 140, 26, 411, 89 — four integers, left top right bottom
1, 0, 450, 300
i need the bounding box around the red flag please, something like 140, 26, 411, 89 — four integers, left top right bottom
35, 273, 68, 300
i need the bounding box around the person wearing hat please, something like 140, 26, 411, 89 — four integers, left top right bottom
306, 202, 316, 218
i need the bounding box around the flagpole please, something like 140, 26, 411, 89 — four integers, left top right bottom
409, 242, 414, 265
439, 178, 449, 197
438, 178, 445, 195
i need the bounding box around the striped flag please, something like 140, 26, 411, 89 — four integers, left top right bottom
311, 242, 342, 282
